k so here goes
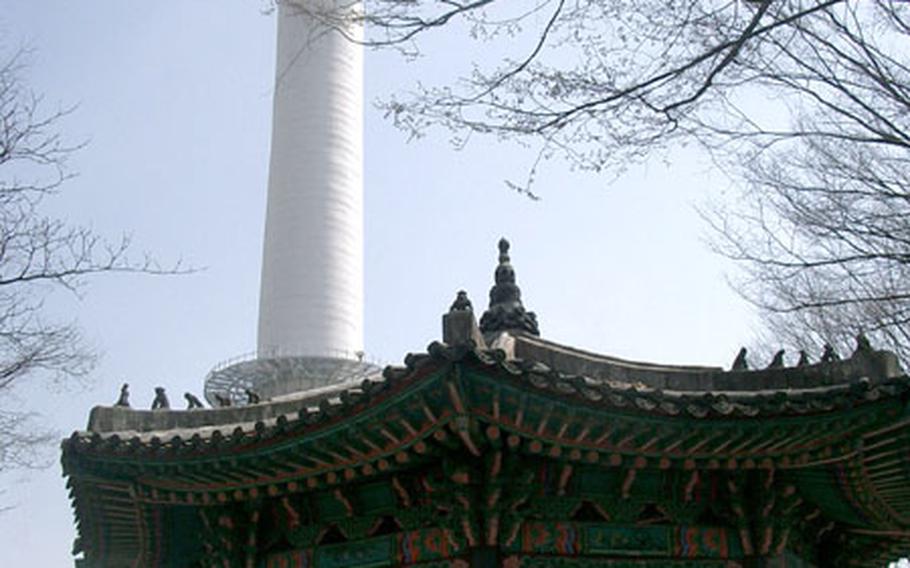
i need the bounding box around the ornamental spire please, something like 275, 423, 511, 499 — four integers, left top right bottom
480, 238, 540, 336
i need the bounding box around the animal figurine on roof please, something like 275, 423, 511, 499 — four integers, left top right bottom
184, 392, 204, 409
821, 344, 840, 363
114, 383, 130, 407
245, 389, 261, 405
767, 349, 786, 369
450, 290, 473, 312
214, 393, 232, 407
854, 333, 873, 356
731, 347, 749, 371
151, 387, 170, 410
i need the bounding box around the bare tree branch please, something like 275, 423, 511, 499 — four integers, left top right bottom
0, 47, 190, 476
313, 0, 910, 361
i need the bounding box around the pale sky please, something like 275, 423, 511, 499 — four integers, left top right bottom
0, 1, 774, 565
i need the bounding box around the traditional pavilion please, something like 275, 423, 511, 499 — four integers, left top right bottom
62, 239, 910, 567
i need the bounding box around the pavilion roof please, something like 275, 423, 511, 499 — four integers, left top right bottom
61, 240, 910, 565
63, 334, 910, 564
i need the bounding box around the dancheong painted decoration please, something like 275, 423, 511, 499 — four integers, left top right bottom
63, 240, 910, 567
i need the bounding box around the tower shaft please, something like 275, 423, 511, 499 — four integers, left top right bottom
258, 0, 364, 358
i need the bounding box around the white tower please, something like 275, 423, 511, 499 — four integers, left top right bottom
258, 0, 364, 359
205, 1, 373, 404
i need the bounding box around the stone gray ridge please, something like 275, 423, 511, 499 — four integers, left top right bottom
509, 333, 904, 392
75, 334, 908, 442
479, 238, 540, 336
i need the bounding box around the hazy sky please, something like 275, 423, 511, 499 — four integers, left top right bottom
0, 1, 769, 565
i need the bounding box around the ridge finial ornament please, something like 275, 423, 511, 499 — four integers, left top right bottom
480, 238, 540, 336
498, 238, 510, 264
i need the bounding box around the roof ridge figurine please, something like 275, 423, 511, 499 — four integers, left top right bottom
853, 333, 873, 357
245, 388, 261, 405
184, 392, 204, 410
731, 347, 748, 371
821, 343, 840, 363
151, 387, 169, 410
479, 238, 540, 336
449, 290, 473, 312
767, 349, 786, 369
114, 383, 130, 408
